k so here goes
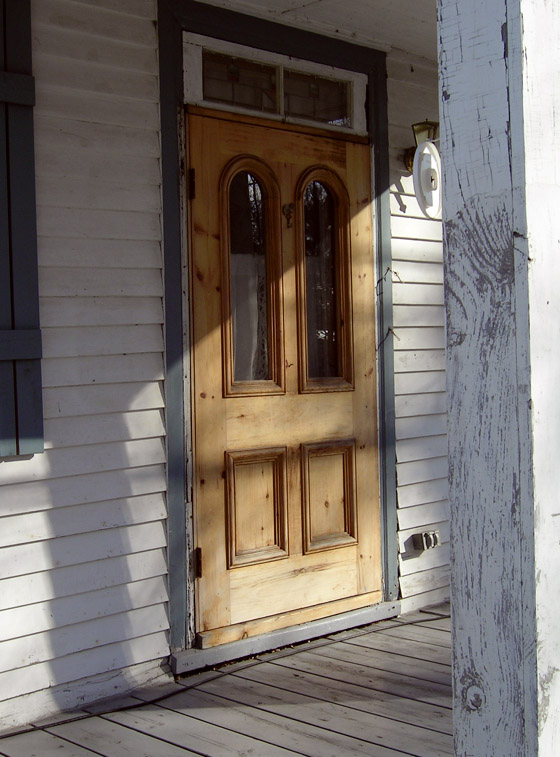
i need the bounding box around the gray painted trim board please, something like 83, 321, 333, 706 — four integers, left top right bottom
171, 600, 401, 674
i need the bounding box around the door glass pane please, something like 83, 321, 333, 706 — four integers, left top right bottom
284, 71, 351, 127
304, 181, 340, 378
203, 51, 278, 114
229, 171, 270, 381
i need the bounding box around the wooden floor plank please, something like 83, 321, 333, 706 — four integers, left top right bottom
344, 631, 452, 666
159, 686, 389, 756
48, 716, 196, 757
412, 617, 451, 632
236, 656, 451, 715
420, 602, 450, 616
314, 639, 452, 684
381, 625, 452, 648
105, 703, 299, 756
0, 729, 99, 757
268, 649, 453, 720
256, 655, 452, 732
200, 671, 453, 756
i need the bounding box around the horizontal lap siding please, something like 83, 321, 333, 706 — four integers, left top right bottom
386, 52, 450, 604
0, 0, 167, 729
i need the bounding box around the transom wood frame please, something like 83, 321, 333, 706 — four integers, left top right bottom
219, 155, 285, 397
295, 166, 354, 393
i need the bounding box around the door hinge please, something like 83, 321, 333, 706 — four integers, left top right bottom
193, 546, 202, 578
188, 168, 196, 200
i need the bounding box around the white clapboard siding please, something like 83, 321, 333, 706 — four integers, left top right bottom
39, 238, 162, 269
392, 326, 445, 350
0, 576, 168, 642
391, 236, 444, 263
399, 542, 450, 577
396, 434, 448, 463
1, 465, 166, 516
39, 268, 163, 297
35, 84, 159, 129
393, 282, 444, 305
397, 456, 448, 488
0, 0, 169, 727
393, 305, 445, 328
37, 208, 161, 241
0, 493, 167, 548
41, 296, 163, 327
37, 176, 162, 213
32, 22, 158, 72
399, 565, 450, 599
394, 370, 446, 395
0, 604, 169, 673
42, 353, 165, 387
33, 0, 158, 45
1, 522, 167, 580
34, 114, 160, 158
44, 409, 166, 448
397, 501, 450, 532
33, 52, 159, 101
395, 392, 447, 418
42, 326, 163, 358
397, 478, 449, 509
387, 49, 449, 605
0, 438, 166, 486
395, 413, 447, 440
0, 549, 168, 611
394, 349, 446, 373
0, 632, 170, 704
43, 382, 165, 418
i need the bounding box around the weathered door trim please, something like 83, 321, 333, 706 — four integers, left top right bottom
158, 0, 397, 652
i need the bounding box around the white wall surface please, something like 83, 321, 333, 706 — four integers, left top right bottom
0, 0, 169, 731
386, 51, 450, 609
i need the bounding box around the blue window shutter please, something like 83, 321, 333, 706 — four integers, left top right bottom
0, 0, 43, 456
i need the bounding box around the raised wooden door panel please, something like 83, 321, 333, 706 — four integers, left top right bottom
188, 108, 381, 645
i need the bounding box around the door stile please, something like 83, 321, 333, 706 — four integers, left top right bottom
188, 116, 231, 632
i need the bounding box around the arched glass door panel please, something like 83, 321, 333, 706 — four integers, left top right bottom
296, 168, 353, 392
221, 158, 284, 395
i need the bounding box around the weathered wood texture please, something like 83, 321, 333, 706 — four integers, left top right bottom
520, 1, 560, 751
0, 0, 168, 733
386, 51, 449, 606
0, 609, 453, 754
439, 0, 560, 752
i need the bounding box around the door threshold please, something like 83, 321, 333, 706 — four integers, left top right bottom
171, 600, 400, 675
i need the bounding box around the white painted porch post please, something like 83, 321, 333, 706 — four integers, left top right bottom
439, 0, 560, 753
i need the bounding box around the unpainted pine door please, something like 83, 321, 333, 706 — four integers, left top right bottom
188, 108, 382, 648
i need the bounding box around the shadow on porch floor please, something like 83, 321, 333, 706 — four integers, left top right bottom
0, 604, 452, 756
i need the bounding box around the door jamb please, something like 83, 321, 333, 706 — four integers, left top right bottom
158, 0, 397, 652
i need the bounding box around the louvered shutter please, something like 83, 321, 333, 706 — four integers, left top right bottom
0, 0, 43, 456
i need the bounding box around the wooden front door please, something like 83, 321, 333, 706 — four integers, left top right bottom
188, 108, 382, 648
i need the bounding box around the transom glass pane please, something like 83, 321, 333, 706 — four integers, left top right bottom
304, 181, 340, 378
284, 71, 350, 127
203, 51, 278, 113
229, 171, 270, 381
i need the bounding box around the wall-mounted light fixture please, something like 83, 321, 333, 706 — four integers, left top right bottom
404, 120, 439, 173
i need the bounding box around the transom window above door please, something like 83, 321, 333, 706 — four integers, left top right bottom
183, 33, 368, 134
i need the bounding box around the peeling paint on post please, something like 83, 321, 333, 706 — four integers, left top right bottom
440, 0, 560, 753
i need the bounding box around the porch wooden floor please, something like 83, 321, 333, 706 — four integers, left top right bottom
0, 604, 452, 757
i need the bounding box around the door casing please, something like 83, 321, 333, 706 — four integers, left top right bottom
157, 0, 396, 652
